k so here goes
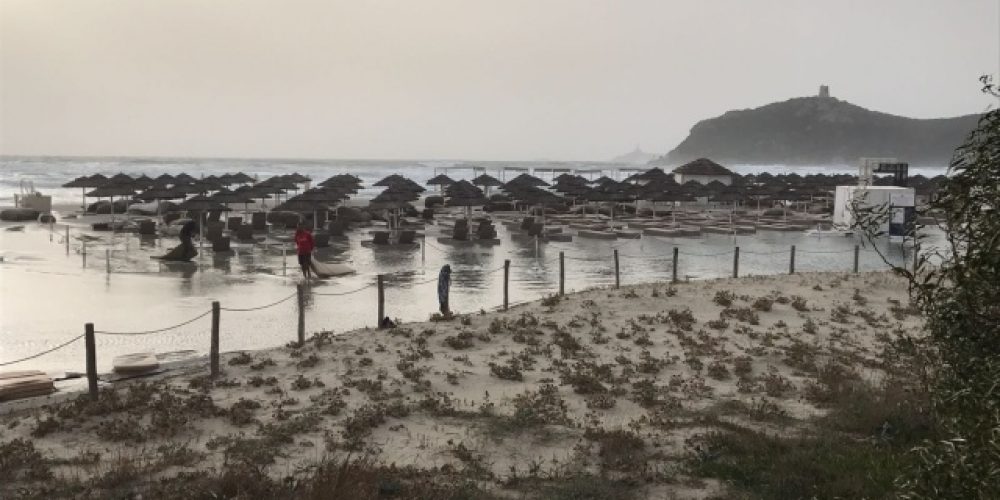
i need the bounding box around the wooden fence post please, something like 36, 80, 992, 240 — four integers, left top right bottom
297, 284, 305, 344
85, 323, 97, 399
853, 245, 860, 273
211, 301, 220, 376
789, 245, 796, 274
503, 260, 510, 311
672, 247, 679, 283
65, 226, 70, 255
377, 275, 385, 328
106, 249, 111, 274
559, 252, 565, 296
733, 246, 740, 278
613, 249, 620, 289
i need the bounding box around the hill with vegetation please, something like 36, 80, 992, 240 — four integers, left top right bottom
653, 92, 980, 166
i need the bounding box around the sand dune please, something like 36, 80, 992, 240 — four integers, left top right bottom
0, 271, 924, 498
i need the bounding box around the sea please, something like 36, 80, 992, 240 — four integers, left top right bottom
0, 156, 948, 375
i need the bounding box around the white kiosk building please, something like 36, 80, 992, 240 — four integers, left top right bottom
833, 158, 915, 241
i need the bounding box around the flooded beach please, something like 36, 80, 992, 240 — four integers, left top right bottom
1, 204, 932, 373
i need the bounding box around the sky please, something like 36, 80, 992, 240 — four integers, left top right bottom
1, 0, 998, 161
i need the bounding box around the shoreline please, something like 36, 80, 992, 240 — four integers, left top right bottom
0, 270, 924, 498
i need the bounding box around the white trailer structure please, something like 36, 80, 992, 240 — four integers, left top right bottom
833, 185, 915, 241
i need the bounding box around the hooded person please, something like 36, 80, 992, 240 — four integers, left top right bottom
437, 264, 452, 315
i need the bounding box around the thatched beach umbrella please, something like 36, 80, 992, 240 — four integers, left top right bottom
444, 180, 487, 218
283, 172, 312, 184
426, 174, 456, 188
644, 185, 695, 219
86, 181, 138, 224
319, 174, 363, 193
231, 172, 256, 184
374, 174, 426, 193
625, 167, 672, 184
177, 195, 230, 213
370, 185, 421, 229
153, 174, 176, 185
471, 174, 503, 196
504, 173, 549, 190
64, 174, 108, 210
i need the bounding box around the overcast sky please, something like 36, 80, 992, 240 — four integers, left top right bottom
1, 0, 998, 161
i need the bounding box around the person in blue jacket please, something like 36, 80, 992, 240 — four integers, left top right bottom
438, 264, 451, 315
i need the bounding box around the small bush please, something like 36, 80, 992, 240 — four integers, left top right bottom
752, 297, 773, 312
714, 290, 736, 307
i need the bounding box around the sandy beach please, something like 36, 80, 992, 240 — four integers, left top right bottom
0, 269, 924, 498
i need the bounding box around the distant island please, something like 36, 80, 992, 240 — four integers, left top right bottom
610, 145, 658, 164
652, 86, 980, 166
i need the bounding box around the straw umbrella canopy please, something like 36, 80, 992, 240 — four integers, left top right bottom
176, 195, 230, 213
552, 177, 592, 200
82, 173, 109, 187
134, 186, 188, 220
211, 188, 257, 205
173, 173, 197, 184
369, 186, 420, 230
426, 174, 456, 187
274, 195, 331, 229
370, 185, 421, 205
132, 174, 154, 188
710, 186, 746, 205
229, 172, 256, 184
591, 176, 617, 187
275, 197, 330, 213
705, 180, 728, 192
107, 173, 135, 184
680, 180, 708, 197
625, 167, 672, 184
283, 172, 312, 184
372, 174, 426, 193
444, 180, 487, 217
233, 185, 273, 214
85, 183, 138, 198
85, 181, 139, 221
373, 174, 409, 187
319, 174, 363, 193
153, 174, 176, 185
245, 184, 288, 210
62, 176, 91, 188
471, 173, 503, 197
256, 178, 299, 203
64, 175, 109, 210
136, 186, 188, 202
471, 174, 503, 188
374, 174, 426, 193
503, 173, 549, 189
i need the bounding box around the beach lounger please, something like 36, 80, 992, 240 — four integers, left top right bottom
372, 231, 390, 245
113, 353, 160, 375
0, 371, 55, 401
398, 230, 416, 245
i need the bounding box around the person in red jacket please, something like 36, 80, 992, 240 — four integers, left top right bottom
294, 223, 315, 280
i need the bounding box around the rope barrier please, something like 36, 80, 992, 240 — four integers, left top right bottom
221, 291, 299, 312
0, 335, 86, 367
94, 309, 213, 336
313, 283, 377, 297
738, 249, 789, 256
678, 249, 735, 257
796, 249, 854, 255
